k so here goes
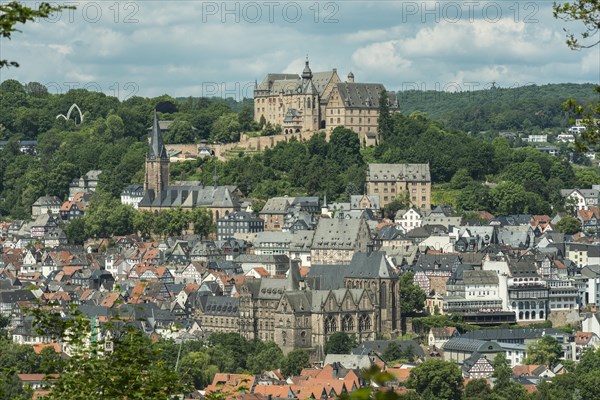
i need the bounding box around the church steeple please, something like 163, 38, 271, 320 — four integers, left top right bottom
144, 110, 170, 195
149, 110, 168, 160
302, 56, 313, 81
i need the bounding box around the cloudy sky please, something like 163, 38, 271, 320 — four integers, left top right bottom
2, 1, 599, 100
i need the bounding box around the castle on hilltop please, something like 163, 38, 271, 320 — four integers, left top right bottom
254, 59, 399, 146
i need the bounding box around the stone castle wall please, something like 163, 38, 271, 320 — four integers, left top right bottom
165, 130, 325, 161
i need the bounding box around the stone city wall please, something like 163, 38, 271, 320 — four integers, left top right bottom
166, 130, 325, 161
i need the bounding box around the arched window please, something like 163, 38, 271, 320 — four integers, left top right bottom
325, 316, 337, 333
540, 311, 544, 319
519, 312, 524, 320
532, 311, 537, 319
341, 314, 354, 331
525, 311, 530, 319
358, 314, 371, 331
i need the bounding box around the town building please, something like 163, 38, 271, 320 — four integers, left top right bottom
310, 216, 371, 265
366, 163, 432, 210
560, 187, 600, 211
31, 196, 62, 218
254, 59, 399, 145
69, 170, 102, 200
120, 184, 145, 209
217, 211, 264, 240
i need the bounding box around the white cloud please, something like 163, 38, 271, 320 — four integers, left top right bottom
1, 1, 597, 98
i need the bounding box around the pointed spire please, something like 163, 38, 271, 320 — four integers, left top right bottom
149, 110, 167, 160
286, 258, 300, 291
302, 56, 313, 80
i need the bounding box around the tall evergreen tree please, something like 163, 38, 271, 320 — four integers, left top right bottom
377, 89, 394, 142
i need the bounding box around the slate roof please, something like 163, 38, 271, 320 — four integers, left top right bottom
458, 328, 568, 343
0, 289, 36, 303
257, 74, 300, 91
235, 254, 290, 265
139, 185, 239, 209
463, 270, 499, 285
260, 197, 291, 214
367, 164, 430, 182
311, 70, 338, 96
323, 354, 372, 370
442, 337, 503, 353
122, 184, 144, 196
148, 111, 168, 159
335, 83, 398, 109
200, 296, 239, 316
346, 251, 395, 279
560, 188, 600, 199
307, 251, 396, 290
375, 225, 407, 241
311, 218, 367, 250
350, 195, 380, 210
32, 196, 62, 206
306, 264, 347, 290
351, 340, 425, 359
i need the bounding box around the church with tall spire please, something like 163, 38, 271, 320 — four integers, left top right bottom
144, 111, 170, 195
137, 112, 241, 219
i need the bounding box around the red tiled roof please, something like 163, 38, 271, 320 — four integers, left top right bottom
575, 331, 593, 345
32, 343, 59, 354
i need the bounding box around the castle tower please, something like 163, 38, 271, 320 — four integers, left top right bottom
144, 111, 170, 195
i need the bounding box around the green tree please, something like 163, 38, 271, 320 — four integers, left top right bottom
165, 207, 189, 237
456, 182, 490, 212
555, 216, 582, 234
28, 307, 188, 399
406, 358, 463, 400
211, 113, 241, 143
24, 81, 48, 97
524, 335, 562, 367
399, 272, 426, 314
553, 0, 600, 49
238, 102, 254, 131
104, 114, 125, 141
463, 378, 492, 400
0, 2, 74, 67
328, 126, 363, 170
190, 207, 213, 237
489, 181, 528, 215
554, 1, 599, 151
281, 349, 310, 377
178, 351, 219, 390
37, 346, 62, 374
324, 332, 357, 355
449, 168, 473, 190
164, 120, 195, 144
63, 218, 86, 245
492, 352, 512, 391
46, 161, 78, 199
383, 192, 410, 218
133, 210, 155, 238
247, 341, 284, 374
378, 89, 394, 141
